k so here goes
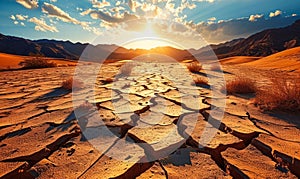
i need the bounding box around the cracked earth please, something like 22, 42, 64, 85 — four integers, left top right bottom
0, 61, 299, 179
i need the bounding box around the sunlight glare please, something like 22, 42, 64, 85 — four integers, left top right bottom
123, 22, 182, 50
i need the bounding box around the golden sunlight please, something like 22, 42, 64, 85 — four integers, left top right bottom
123, 22, 182, 50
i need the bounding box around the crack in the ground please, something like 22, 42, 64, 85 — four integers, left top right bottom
0, 127, 32, 142
246, 112, 300, 144
1, 131, 80, 179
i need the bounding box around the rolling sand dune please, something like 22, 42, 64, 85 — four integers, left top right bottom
220, 56, 261, 65
242, 47, 300, 72
0, 53, 77, 70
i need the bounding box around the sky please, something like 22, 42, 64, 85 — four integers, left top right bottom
1, 0, 300, 49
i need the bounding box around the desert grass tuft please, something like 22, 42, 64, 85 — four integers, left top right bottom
224, 77, 257, 94
19, 58, 57, 69
187, 62, 202, 73
255, 77, 300, 112
193, 76, 209, 86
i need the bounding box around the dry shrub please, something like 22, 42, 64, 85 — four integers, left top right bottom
19, 58, 57, 69
187, 62, 202, 73
120, 63, 134, 75
193, 77, 208, 86
62, 77, 83, 90
255, 77, 300, 112
225, 77, 257, 94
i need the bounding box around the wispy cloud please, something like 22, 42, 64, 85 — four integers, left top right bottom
16, 0, 38, 9
89, 10, 138, 23
16, 14, 28, 21
29, 17, 58, 32
42, 2, 80, 24
91, 0, 111, 9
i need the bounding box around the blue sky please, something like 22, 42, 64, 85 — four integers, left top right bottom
1, 0, 300, 49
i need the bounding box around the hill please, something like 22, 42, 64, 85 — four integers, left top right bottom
0, 33, 190, 61
194, 19, 300, 59
242, 46, 300, 72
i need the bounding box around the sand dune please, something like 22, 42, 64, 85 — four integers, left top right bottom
242, 47, 300, 72
0, 53, 77, 70
220, 56, 261, 65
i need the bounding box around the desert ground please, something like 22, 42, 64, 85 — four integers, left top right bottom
0, 48, 300, 179
0, 53, 77, 70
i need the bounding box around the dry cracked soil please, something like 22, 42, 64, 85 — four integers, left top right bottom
0, 61, 299, 179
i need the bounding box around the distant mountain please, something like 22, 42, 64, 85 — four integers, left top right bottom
193, 19, 300, 59
0, 34, 123, 60
0, 33, 190, 61
2, 19, 300, 61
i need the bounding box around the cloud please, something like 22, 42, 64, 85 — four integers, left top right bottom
208, 17, 216, 21
128, 0, 141, 12
42, 2, 80, 24
80, 8, 93, 16
89, 10, 138, 23
41, 2, 102, 35
10, 15, 16, 20
16, 14, 28, 21
14, 21, 19, 25
16, 0, 38, 9
91, 0, 110, 9
269, 10, 282, 17
29, 17, 58, 32
249, 14, 263, 22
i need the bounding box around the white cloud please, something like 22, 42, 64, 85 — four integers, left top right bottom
128, 0, 141, 12
249, 14, 263, 22
50, 0, 57, 2
269, 10, 282, 18
29, 17, 59, 32
88, 10, 138, 23
14, 21, 19, 25
10, 15, 16, 20
208, 17, 216, 21
16, 0, 38, 9
42, 2, 102, 35
292, 14, 297, 17
20, 22, 25, 26
42, 2, 80, 24
91, 0, 110, 9
16, 14, 28, 21
80, 8, 93, 16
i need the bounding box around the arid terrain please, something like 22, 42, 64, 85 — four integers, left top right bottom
0, 47, 299, 179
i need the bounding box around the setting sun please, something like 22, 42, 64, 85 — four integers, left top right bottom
122, 23, 183, 50
123, 38, 182, 50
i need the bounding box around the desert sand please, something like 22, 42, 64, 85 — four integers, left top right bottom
0, 53, 77, 70
0, 49, 299, 179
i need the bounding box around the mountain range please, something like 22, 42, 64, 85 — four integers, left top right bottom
1, 19, 300, 61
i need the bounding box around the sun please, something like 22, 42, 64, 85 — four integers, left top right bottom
123, 23, 182, 50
